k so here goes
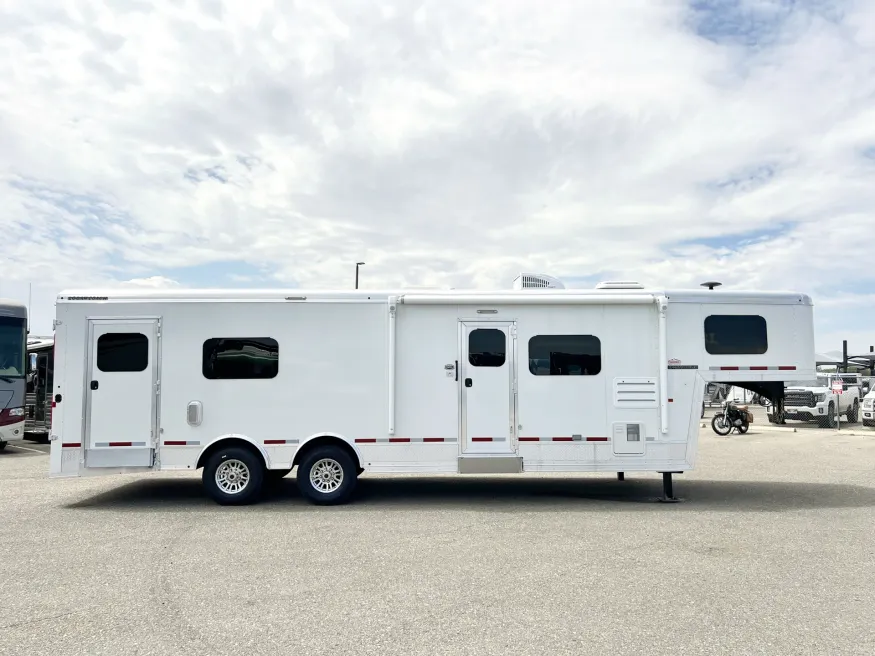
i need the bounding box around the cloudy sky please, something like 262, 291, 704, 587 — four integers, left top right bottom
1, 0, 874, 352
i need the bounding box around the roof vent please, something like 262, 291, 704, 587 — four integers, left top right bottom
595, 281, 645, 290
512, 273, 566, 290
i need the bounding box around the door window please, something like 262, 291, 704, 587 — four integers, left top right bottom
97, 333, 149, 372
468, 329, 505, 367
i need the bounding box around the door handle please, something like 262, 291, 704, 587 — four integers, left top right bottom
90, 380, 99, 390
465, 378, 473, 387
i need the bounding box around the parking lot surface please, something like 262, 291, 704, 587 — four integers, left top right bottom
1, 423, 873, 656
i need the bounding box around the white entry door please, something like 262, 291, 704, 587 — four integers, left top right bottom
84, 319, 159, 468
460, 322, 516, 453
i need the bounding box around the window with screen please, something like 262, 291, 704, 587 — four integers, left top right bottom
468, 329, 506, 367
97, 333, 149, 372
704, 315, 768, 355
202, 338, 279, 379
528, 335, 602, 376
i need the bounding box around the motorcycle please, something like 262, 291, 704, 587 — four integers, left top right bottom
711, 400, 754, 435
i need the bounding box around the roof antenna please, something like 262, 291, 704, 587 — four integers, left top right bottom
701, 281, 722, 291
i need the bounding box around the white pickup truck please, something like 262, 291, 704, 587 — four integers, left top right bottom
774, 373, 862, 427
862, 389, 875, 428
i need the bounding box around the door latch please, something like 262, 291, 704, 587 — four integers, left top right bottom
465, 378, 473, 387
90, 380, 99, 390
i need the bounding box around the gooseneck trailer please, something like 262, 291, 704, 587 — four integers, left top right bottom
48, 278, 816, 504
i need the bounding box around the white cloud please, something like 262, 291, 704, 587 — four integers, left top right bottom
114, 276, 181, 288
1, 0, 874, 348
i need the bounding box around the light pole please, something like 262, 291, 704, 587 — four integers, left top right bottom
355, 262, 365, 289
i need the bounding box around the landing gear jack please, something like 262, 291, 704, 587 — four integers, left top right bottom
657, 471, 682, 503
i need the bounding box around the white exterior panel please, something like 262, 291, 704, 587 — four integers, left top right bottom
49, 286, 816, 486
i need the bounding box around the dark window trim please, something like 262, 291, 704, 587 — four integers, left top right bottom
528, 334, 602, 376
202, 337, 279, 380
704, 314, 769, 355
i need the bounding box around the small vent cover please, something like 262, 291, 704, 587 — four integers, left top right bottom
613, 377, 658, 408
512, 273, 566, 290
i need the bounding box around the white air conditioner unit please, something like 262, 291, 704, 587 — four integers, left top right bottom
595, 281, 645, 290
512, 273, 566, 290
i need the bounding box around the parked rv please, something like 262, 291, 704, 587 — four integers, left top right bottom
25, 336, 54, 440
48, 278, 817, 505
0, 298, 28, 450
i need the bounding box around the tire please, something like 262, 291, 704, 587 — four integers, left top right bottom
0, 441, 6, 451
737, 420, 749, 434
826, 403, 836, 428
202, 447, 265, 506
847, 400, 859, 424
296, 445, 357, 506
711, 413, 732, 436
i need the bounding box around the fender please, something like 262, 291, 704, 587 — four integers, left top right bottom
196, 433, 272, 469
296, 431, 363, 465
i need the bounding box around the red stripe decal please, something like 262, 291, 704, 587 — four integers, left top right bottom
472, 437, 492, 442
720, 366, 739, 371
164, 441, 187, 446
552, 437, 573, 442
750, 366, 768, 371
62, 443, 81, 448
779, 366, 797, 371
355, 438, 377, 443
263, 439, 285, 445
668, 398, 674, 403
518, 437, 539, 442
109, 442, 132, 447
423, 438, 445, 443
586, 437, 608, 442
389, 438, 410, 443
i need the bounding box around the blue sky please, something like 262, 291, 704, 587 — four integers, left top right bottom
2, 0, 875, 352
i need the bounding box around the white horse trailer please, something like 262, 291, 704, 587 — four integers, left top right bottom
48, 282, 816, 505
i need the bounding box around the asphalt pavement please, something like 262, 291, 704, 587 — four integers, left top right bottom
1, 424, 873, 656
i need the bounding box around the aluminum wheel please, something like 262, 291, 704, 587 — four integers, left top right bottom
215, 459, 251, 494
309, 458, 344, 493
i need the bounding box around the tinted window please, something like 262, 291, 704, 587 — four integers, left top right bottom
0, 316, 26, 377
203, 338, 279, 379
97, 333, 149, 372
468, 329, 506, 367
704, 315, 768, 355
529, 335, 602, 376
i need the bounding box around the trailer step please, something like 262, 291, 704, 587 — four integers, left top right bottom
458, 455, 523, 474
